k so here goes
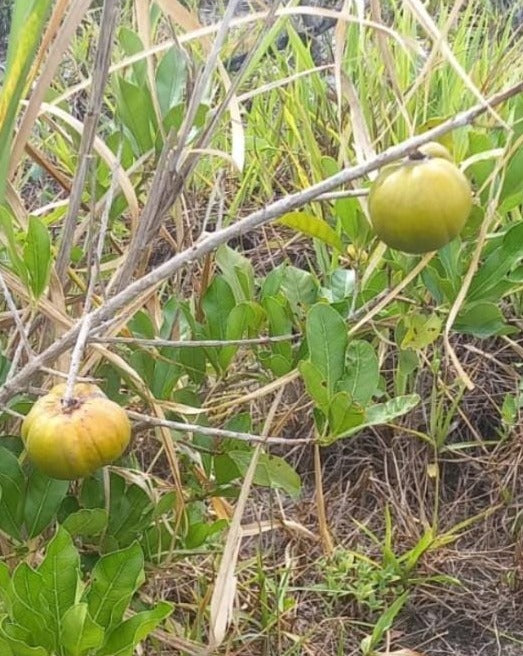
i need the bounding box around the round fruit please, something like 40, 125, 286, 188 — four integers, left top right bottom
368, 142, 472, 254
21, 383, 131, 480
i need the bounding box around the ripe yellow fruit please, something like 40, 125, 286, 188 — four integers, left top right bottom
368, 142, 472, 254
21, 383, 131, 480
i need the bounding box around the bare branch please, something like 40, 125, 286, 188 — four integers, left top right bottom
89, 335, 298, 348
129, 411, 312, 446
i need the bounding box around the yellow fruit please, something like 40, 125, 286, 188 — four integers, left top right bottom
368, 142, 472, 254
21, 383, 131, 480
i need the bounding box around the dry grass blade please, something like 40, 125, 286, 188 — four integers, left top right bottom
208, 387, 285, 649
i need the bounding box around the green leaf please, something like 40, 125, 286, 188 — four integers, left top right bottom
62, 508, 108, 537
221, 301, 264, 368
500, 143, 523, 203
335, 197, 371, 247
8, 564, 54, 650
202, 276, 236, 372
328, 394, 421, 442
23, 217, 51, 298
0, 206, 30, 287
454, 301, 508, 337
0, 621, 48, 656
328, 392, 365, 436
468, 222, 523, 301
38, 527, 80, 640
259, 352, 293, 376
306, 303, 347, 396
117, 28, 146, 86
328, 268, 356, 302
400, 313, 442, 350
61, 604, 104, 656
338, 340, 379, 405
96, 602, 172, 656
228, 451, 302, 498
0, 446, 24, 540
364, 394, 420, 427
0, 633, 13, 656
23, 470, 69, 538
263, 295, 293, 361
298, 360, 330, 413
86, 543, 144, 632
114, 77, 156, 154
215, 245, 255, 302
202, 277, 235, 339
155, 47, 186, 116
151, 352, 181, 400
279, 211, 343, 251
360, 592, 408, 654
280, 265, 318, 315
107, 479, 154, 547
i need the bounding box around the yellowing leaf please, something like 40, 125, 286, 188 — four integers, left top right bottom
279, 212, 343, 252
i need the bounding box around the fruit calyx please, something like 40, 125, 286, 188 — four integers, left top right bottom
60, 396, 82, 413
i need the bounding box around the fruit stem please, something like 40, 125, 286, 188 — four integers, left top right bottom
61, 396, 81, 413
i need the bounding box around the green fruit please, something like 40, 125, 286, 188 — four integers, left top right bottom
368, 142, 472, 254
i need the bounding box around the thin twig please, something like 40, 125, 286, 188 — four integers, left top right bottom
55, 0, 120, 282
314, 188, 369, 201
88, 334, 298, 348
0, 270, 33, 359
128, 411, 312, 446
64, 147, 121, 404
1, 81, 522, 407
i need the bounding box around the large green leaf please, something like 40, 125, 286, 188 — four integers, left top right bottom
114, 77, 156, 154
7, 564, 54, 650
328, 392, 365, 436
0, 621, 48, 656
222, 301, 264, 369
337, 340, 380, 405
229, 451, 302, 498
215, 245, 255, 302
326, 394, 421, 443
468, 222, 523, 301
0, 446, 24, 540
96, 603, 172, 656
454, 301, 508, 337
62, 508, 108, 538
86, 543, 144, 632
306, 303, 347, 396
61, 604, 104, 656
23, 217, 51, 298
38, 527, 80, 641
298, 359, 330, 413
23, 470, 69, 538
155, 47, 186, 117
